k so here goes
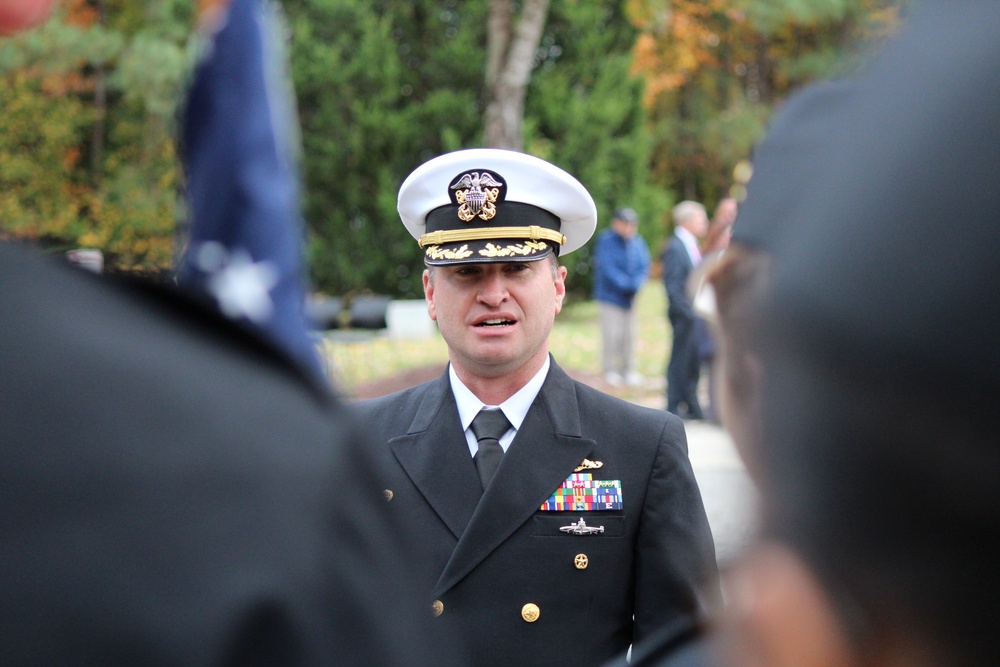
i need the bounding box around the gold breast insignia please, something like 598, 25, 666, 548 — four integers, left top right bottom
574, 458, 604, 473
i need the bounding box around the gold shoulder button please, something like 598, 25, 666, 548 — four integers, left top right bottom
521, 603, 540, 623
432, 599, 444, 617
384, 489, 394, 502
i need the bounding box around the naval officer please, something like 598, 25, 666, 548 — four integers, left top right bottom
353, 148, 719, 665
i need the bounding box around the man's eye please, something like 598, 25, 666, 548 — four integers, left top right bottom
455, 267, 479, 277
507, 263, 529, 272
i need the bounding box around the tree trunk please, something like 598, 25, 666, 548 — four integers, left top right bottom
754, 33, 771, 104
483, 0, 550, 150
91, 0, 106, 181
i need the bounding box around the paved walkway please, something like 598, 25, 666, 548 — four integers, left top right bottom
684, 421, 758, 568
617, 377, 758, 567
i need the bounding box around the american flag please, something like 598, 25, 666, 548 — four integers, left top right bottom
177, 0, 324, 381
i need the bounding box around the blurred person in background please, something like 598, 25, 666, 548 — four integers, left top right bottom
592, 206, 651, 388
663, 200, 709, 420
694, 198, 737, 423
624, 71, 855, 667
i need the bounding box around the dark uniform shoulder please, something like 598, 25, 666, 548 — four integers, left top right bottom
574, 379, 682, 425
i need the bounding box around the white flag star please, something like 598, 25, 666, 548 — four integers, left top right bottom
195, 243, 279, 324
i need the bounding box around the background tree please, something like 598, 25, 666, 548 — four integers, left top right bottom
483, 0, 550, 149
628, 0, 900, 208
286, 0, 656, 299
0, 0, 191, 273
284, 0, 486, 299
524, 0, 669, 290
0, 0, 903, 296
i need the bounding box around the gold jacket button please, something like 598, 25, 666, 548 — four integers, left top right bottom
574, 553, 589, 570
521, 603, 540, 623
384, 489, 394, 502
432, 600, 444, 617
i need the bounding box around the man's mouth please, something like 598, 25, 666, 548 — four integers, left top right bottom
476, 318, 515, 327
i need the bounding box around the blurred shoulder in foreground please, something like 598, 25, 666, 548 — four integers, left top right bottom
0, 242, 457, 665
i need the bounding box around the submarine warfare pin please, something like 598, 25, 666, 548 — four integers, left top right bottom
559, 518, 605, 536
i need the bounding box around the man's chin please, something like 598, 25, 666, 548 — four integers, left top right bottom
463, 356, 521, 379
461, 350, 549, 382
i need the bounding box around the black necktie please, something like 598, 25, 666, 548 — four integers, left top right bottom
471, 408, 511, 490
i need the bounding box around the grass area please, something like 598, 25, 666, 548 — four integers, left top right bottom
550, 283, 669, 380
319, 281, 671, 395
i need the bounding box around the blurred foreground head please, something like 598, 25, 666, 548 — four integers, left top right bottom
695, 77, 856, 472
0, 0, 56, 34
713, 2, 1000, 666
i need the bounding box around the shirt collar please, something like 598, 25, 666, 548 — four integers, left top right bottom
450, 356, 550, 433
675, 226, 702, 264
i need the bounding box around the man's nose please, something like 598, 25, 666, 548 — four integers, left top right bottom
477, 271, 509, 307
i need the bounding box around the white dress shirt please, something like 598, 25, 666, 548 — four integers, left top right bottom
450, 357, 550, 457
674, 226, 702, 266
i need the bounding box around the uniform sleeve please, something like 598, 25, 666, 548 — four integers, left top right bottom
631, 415, 720, 650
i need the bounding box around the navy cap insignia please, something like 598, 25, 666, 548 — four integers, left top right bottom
450, 170, 504, 222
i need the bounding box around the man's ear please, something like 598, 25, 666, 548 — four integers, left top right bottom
553, 263, 567, 314
720, 543, 857, 667
422, 269, 437, 321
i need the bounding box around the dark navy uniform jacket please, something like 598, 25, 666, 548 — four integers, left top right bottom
354, 360, 718, 665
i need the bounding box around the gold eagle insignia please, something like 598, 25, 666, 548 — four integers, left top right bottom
450, 171, 502, 221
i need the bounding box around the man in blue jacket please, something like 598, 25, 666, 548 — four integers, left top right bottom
593, 207, 651, 387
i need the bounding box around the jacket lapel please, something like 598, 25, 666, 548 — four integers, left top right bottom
433, 361, 595, 597
389, 371, 483, 540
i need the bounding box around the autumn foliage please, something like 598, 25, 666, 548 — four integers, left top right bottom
626, 0, 899, 203
1, 0, 900, 288
0, 0, 187, 272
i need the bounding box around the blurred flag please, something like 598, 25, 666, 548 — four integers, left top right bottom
177, 0, 324, 381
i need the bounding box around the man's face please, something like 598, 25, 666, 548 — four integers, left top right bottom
423, 258, 567, 380
612, 218, 638, 239
683, 211, 709, 239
